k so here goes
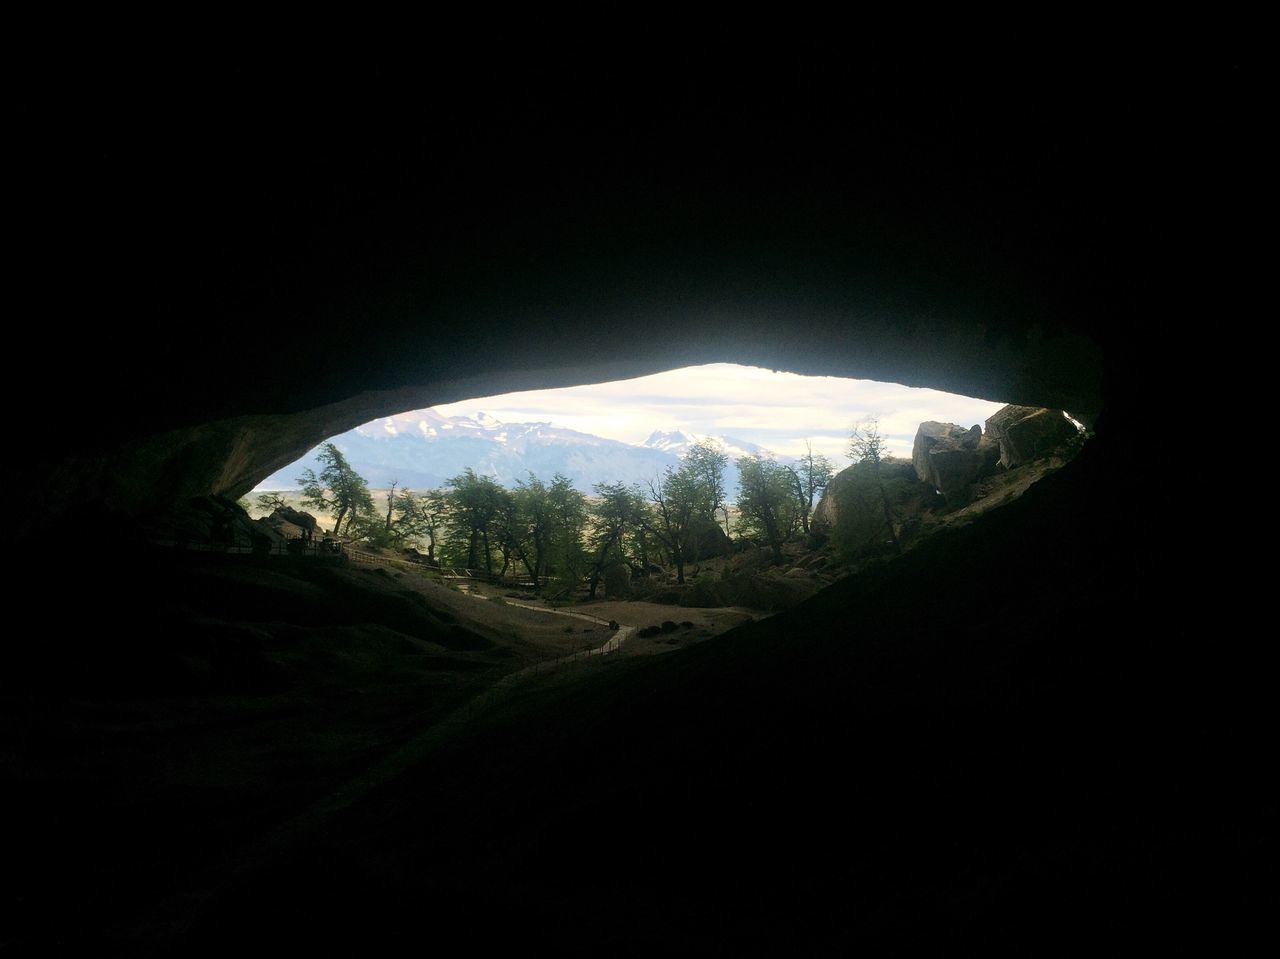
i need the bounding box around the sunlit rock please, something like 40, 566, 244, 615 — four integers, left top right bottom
911, 421, 1000, 503
985, 405, 1080, 469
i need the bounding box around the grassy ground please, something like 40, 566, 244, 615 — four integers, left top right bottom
377, 564, 760, 657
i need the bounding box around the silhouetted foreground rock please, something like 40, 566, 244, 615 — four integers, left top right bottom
265, 505, 319, 540
144, 495, 285, 551
78, 424, 1245, 956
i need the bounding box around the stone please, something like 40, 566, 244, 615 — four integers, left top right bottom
686, 522, 732, 561
912, 422, 1000, 503
984, 405, 1081, 469
811, 459, 921, 539
268, 507, 319, 536
809, 458, 940, 558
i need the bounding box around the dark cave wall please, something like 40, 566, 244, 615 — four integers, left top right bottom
7, 56, 1259, 954
47, 314, 1101, 531
17, 57, 1244, 536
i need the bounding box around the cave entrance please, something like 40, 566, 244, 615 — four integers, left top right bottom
242, 363, 1085, 600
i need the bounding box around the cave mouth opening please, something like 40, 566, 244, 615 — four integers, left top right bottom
240, 363, 1086, 586
252, 363, 1010, 497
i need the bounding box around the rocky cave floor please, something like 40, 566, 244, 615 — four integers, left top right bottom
5, 429, 1268, 954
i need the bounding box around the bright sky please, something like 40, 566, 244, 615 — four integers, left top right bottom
433, 363, 1005, 461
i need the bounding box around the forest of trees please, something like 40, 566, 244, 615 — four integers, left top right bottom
274, 435, 845, 593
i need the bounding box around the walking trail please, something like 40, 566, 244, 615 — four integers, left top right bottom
455, 580, 636, 658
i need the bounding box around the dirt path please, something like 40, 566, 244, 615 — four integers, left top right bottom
453, 581, 636, 657
502, 600, 635, 654
448, 575, 761, 659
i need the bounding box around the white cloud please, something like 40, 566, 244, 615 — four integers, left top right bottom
432, 363, 1005, 459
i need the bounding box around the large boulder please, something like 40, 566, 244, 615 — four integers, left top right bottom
984, 405, 1081, 468
150, 495, 284, 550
687, 521, 732, 561
810, 463, 857, 539
267, 506, 320, 540
269, 506, 319, 532
912, 422, 1000, 503
810, 458, 927, 543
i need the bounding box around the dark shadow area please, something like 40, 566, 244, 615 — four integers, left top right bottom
168, 421, 1263, 955
6, 417, 1269, 953
5, 52, 1263, 955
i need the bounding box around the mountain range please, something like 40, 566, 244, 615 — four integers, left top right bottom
255, 409, 772, 495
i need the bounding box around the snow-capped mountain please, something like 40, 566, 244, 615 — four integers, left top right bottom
642, 429, 771, 462
258, 411, 700, 494
256, 411, 776, 495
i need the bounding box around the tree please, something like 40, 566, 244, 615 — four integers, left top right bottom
297, 442, 374, 536
421, 491, 448, 562
254, 492, 289, 515
504, 473, 553, 584
625, 503, 663, 573
384, 480, 399, 532
684, 438, 732, 537
586, 482, 645, 598
848, 417, 888, 466
642, 462, 707, 585
489, 486, 525, 578
785, 440, 834, 535
497, 472, 587, 589
444, 468, 504, 573
344, 507, 390, 546
847, 417, 901, 555
736, 454, 799, 563
346, 484, 438, 551
395, 489, 447, 561
549, 475, 587, 570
